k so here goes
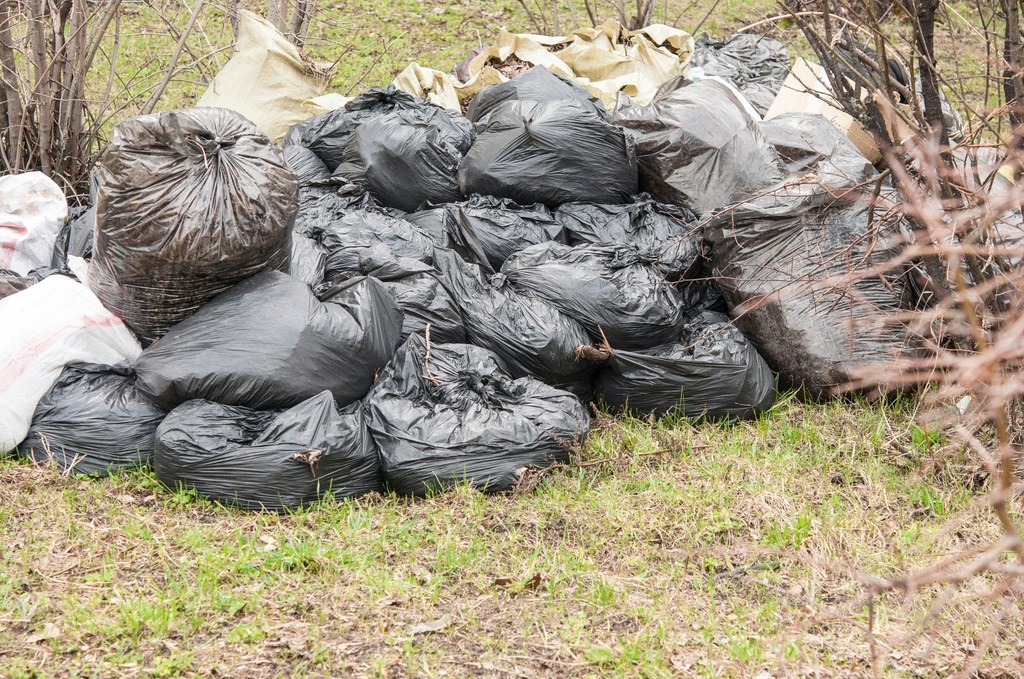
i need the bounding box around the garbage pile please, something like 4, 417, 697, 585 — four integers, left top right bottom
1, 20, 932, 510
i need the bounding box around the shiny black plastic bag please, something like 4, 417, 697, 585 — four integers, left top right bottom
352, 246, 466, 344
592, 311, 776, 419
18, 363, 166, 475
439, 195, 566, 272
283, 86, 423, 171
705, 185, 913, 398
294, 181, 377, 236
50, 206, 95, 270
690, 34, 790, 115
283, 144, 331, 186
460, 99, 638, 207
89, 108, 297, 344
467, 65, 609, 123
334, 104, 473, 212
0, 268, 45, 299
155, 391, 381, 511
761, 113, 876, 182
290, 233, 327, 286
434, 248, 595, 395
135, 271, 403, 410
614, 79, 782, 216
310, 209, 437, 279
555, 195, 701, 281
501, 242, 691, 350
364, 334, 590, 497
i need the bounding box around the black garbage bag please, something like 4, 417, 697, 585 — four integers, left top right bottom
460, 99, 638, 207
591, 311, 776, 419
467, 65, 609, 123
283, 86, 423, 171
351, 246, 466, 344
676, 265, 729, 314
705, 185, 913, 398
404, 205, 493, 266
334, 105, 473, 212
50, 206, 95, 270
364, 334, 590, 496
690, 34, 790, 115
440, 195, 566, 272
155, 391, 381, 511
501, 242, 691, 350
761, 113, 876, 182
135, 271, 403, 411
89, 108, 297, 344
0, 268, 48, 299
555, 195, 701, 281
434, 248, 595, 395
310, 210, 437, 279
290, 233, 327, 286
283, 144, 332, 186
294, 181, 377, 236
17, 363, 166, 475
614, 78, 782, 216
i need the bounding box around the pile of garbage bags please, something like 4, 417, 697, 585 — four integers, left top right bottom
1, 23, 931, 511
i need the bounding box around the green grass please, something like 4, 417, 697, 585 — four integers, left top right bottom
1, 395, 1019, 676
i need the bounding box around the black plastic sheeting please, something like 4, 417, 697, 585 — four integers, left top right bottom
354, 246, 466, 344
283, 86, 423, 171
705, 185, 913, 399
614, 78, 782, 216
155, 391, 381, 511
438, 195, 566, 272
434, 248, 595, 396
18, 363, 166, 475
89, 108, 297, 344
334, 105, 473, 212
404, 205, 496, 267
0, 268, 46, 299
592, 311, 776, 419
555, 195, 701, 281
283, 144, 332, 186
309, 210, 437, 280
51, 206, 95, 270
690, 34, 790, 115
761, 113, 876, 183
135, 271, 403, 411
501, 242, 691, 350
290, 233, 327, 286
364, 334, 590, 496
467, 65, 609, 123
460, 99, 638, 207
293, 182, 377, 236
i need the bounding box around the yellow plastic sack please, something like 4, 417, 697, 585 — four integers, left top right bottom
197, 11, 333, 141
466, 20, 693, 109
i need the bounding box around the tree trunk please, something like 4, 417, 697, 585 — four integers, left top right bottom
913, 0, 949, 146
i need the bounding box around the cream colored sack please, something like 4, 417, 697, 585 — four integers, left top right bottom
391, 62, 504, 112
465, 20, 694, 109
197, 11, 332, 141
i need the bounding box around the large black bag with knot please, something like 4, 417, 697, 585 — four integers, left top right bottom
459, 99, 637, 207
88, 108, 297, 344
18, 363, 166, 476
592, 311, 776, 419
501, 242, 692, 350
135, 271, 403, 411
364, 334, 590, 497
155, 391, 381, 511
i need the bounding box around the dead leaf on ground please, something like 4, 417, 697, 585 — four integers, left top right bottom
409, 614, 452, 636
26, 622, 60, 643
